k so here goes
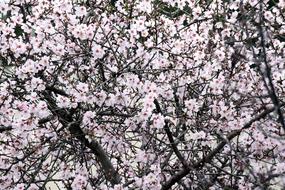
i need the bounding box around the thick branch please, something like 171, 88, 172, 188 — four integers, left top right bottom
161, 104, 283, 190
0, 126, 12, 133
154, 99, 189, 169
46, 86, 69, 97
68, 122, 121, 185
258, 0, 285, 131
0, 115, 54, 133
42, 91, 121, 185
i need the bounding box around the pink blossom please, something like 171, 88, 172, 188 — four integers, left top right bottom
92, 44, 105, 59
75, 6, 87, 17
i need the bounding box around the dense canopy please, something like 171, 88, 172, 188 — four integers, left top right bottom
0, 0, 285, 189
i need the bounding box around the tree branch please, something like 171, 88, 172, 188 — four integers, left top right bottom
154, 99, 189, 169
258, 0, 285, 132
0, 115, 54, 133
42, 91, 121, 185
0, 126, 12, 133
161, 104, 284, 190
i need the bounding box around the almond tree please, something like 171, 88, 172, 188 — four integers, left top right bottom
0, 0, 285, 189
